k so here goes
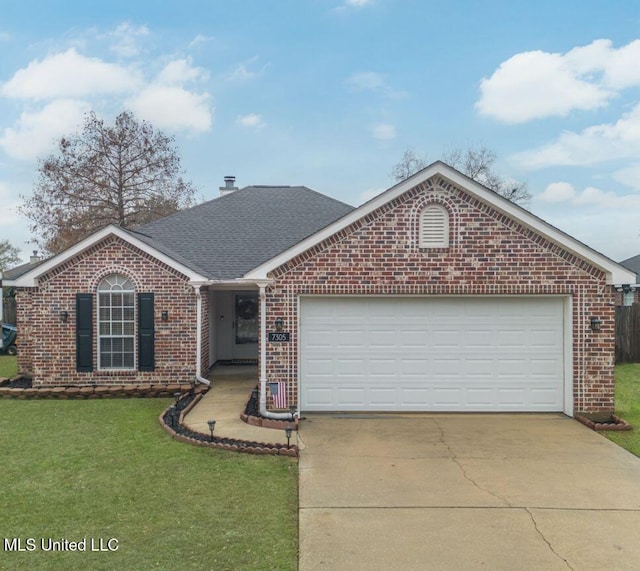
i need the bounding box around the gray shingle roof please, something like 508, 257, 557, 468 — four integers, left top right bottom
620, 255, 640, 283
2, 260, 44, 281
132, 185, 354, 280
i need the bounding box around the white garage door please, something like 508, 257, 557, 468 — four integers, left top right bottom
300, 296, 566, 412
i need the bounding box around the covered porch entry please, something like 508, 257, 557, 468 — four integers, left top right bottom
208, 287, 259, 365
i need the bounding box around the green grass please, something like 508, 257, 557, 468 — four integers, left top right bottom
606, 363, 640, 457
0, 398, 298, 570
0, 354, 18, 378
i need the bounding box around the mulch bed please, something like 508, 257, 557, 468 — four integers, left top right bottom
575, 414, 632, 431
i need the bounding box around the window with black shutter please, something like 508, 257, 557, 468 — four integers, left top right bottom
138, 293, 155, 371
76, 293, 93, 372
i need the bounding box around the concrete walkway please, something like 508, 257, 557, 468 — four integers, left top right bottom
183, 365, 289, 446
299, 413, 640, 570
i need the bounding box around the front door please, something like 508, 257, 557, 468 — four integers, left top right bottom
213, 291, 259, 362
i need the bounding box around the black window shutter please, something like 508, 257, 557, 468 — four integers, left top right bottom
76, 293, 93, 372
138, 293, 155, 371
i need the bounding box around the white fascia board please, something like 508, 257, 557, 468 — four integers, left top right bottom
8, 225, 208, 287
244, 161, 635, 286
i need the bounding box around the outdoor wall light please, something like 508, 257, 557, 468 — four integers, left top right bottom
274, 317, 284, 331
161, 310, 169, 322
285, 426, 293, 449
590, 317, 602, 332
207, 419, 216, 442
60, 310, 69, 323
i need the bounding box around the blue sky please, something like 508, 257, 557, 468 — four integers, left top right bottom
2, 0, 640, 263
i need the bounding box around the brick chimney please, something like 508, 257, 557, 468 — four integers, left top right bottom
219, 176, 238, 197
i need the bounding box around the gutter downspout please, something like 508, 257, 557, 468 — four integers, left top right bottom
258, 282, 293, 420
193, 285, 211, 386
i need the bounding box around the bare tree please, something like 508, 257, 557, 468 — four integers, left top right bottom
20, 111, 196, 255
442, 146, 531, 205
391, 145, 531, 205
390, 148, 429, 182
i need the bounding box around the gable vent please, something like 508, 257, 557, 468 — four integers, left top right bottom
419, 204, 449, 248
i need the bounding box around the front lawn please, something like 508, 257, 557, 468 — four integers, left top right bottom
607, 363, 640, 457
0, 354, 18, 378
0, 398, 298, 570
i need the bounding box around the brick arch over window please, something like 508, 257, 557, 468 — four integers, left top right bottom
419, 203, 450, 248
89, 266, 143, 291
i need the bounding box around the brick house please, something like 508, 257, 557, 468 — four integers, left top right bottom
5, 163, 635, 419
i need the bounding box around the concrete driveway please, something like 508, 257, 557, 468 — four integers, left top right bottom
298, 414, 640, 570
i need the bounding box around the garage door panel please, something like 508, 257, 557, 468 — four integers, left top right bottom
337, 330, 366, 347
336, 359, 366, 376
300, 296, 566, 412
369, 359, 397, 376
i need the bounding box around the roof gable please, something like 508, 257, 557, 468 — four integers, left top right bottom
244, 162, 635, 285
4, 225, 209, 287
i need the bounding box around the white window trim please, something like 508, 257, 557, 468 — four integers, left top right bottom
419, 204, 449, 248
97, 274, 136, 371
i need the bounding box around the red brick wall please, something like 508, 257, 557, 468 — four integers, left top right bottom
265, 176, 615, 414
16, 236, 205, 386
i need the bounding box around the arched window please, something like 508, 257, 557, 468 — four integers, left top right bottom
98, 274, 135, 369
419, 204, 449, 248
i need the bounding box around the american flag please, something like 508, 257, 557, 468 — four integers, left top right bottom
270, 381, 288, 409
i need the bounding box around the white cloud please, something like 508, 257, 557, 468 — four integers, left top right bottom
0, 32, 11, 42
476, 48, 612, 123
538, 182, 577, 203
157, 59, 208, 85
371, 123, 396, 140
107, 22, 150, 58
227, 57, 268, 81
0, 99, 90, 161
476, 39, 640, 124
188, 34, 214, 49
601, 39, 640, 89
513, 102, 640, 168
1, 48, 140, 100
127, 86, 213, 133
536, 181, 640, 209
613, 163, 640, 190
236, 113, 265, 130
533, 180, 640, 259
346, 71, 407, 99
345, 0, 373, 6
347, 71, 386, 91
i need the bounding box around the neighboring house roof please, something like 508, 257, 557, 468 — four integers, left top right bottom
4, 185, 354, 287
245, 161, 636, 286
619, 255, 640, 283
2, 260, 45, 281
135, 185, 354, 280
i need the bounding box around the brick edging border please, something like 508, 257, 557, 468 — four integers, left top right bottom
0, 378, 197, 399
158, 393, 298, 457
240, 412, 298, 431
576, 414, 633, 431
